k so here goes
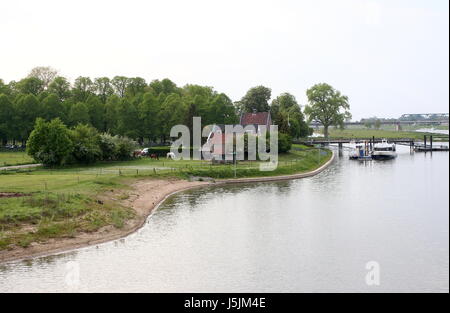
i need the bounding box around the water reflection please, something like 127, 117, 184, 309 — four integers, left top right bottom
0, 144, 448, 293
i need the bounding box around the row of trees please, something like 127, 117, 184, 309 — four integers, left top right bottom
1, 67, 351, 145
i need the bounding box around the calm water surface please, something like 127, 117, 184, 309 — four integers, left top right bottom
0, 145, 448, 292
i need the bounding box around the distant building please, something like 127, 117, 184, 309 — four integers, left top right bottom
202, 112, 273, 162
239, 111, 272, 134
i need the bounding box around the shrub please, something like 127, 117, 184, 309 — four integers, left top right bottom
70, 124, 102, 164
111, 136, 137, 160
277, 132, 292, 153
26, 118, 73, 166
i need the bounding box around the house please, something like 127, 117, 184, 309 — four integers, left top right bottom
239, 111, 272, 134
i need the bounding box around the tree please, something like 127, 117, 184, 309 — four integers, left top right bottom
68, 102, 90, 126
111, 76, 129, 98
94, 77, 114, 103
27, 66, 58, 89
14, 94, 42, 143
26, 118, 73, 166
0, 79, 12, 96
16, 77, 45, 95
374, 119, 381, 130
126, 77, 147, 98
271, 93, 311, 138
86, 95, 105, 131
41, 94, 65, 121
304, 83, 351, 138
239, 86, 271, 113
48, 76, 71, 101
0, 94, 14, 145
72, 77, 95, 102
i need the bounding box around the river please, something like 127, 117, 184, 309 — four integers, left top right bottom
0, 144, 448, 292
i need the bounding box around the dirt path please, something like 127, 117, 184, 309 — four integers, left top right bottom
0, 163, 42, 171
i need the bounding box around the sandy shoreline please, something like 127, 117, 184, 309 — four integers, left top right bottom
0, 151, 335, 263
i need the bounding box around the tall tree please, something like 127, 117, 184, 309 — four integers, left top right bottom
271, 93, 311, 138
304, 83, 351, 138
126, 77, 147, 98
16, 77, 45, 96
111, 76, 129, 98
14, 94, 42, 143
41, 93, 65, 121
239, 86, 271, 113
48, 76, 71, 101
0, 94, 14, 145
94, 77, 114, 103
27, 66, 58, 89
73, 77, 95, 102
68, 102, 90, 126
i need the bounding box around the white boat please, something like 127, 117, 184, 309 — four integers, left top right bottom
372, 139, 397, 160
349, 143, 365, 160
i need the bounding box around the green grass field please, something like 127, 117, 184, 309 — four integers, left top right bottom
0, 146, 331, 251
0, 152, 35, 167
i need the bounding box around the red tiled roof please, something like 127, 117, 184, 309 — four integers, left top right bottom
240, 112, 271, 126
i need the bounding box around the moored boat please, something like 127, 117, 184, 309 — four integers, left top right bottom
372, 139, 397, 160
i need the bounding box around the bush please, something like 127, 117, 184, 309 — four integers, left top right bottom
26, 118, 73, 166
112, 136, 137, 160
99, 134, 116, 161
277, 132, 292, 153
99, 134, 137, 161
70, 124, 102, 164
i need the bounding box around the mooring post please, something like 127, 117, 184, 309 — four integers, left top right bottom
424, 135, 427, 150
430, 135, 433, 151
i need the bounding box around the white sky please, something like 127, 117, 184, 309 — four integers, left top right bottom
1, 0, 448, 120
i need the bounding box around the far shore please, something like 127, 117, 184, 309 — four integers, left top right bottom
0, 151, 335, 264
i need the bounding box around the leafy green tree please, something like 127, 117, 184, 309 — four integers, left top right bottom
304, 83, 351, 138
0, 79, 12, 96
86, 95, 105, 131
41, 93, 65, 121
116, 99, 139, 139
48, 76, 71, 101
26, 118, 73, 166
149, 79, 180, 97
14, 94, 42, 142
70, 124, 102, 164
239, 86, 271, 113
271, 93, 311, 138
137, 92, 161, 143
68, 102, 90, 126
0, 94, 14, 145
159, 93, 186, 142
126, 77, 147, 98
111, 76, 129, 98
94, 77, 114, 103
72, 76, 95, 102
16, 77, 45, 96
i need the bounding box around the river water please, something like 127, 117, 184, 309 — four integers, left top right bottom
0, 144, 448, 293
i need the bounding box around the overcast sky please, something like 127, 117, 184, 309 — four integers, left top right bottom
1, 0, 448, 120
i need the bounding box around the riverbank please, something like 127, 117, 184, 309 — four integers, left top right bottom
0, 149, 334, 263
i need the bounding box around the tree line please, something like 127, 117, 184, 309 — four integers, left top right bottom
0, 67, 315, 147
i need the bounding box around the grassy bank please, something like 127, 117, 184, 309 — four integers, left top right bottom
315, 127, 449, 141
0, 152, 35, 167
0, 146, 331, 252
